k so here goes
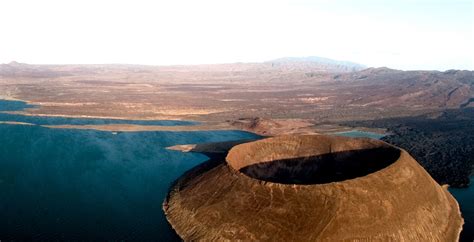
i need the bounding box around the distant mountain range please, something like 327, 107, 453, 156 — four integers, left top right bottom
1, 57, 472, 110
0, 55, 473, 126
1, 56, 367, 75
267, 56, 367, 72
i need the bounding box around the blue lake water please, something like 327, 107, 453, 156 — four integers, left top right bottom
1, 100, 472, 240
0, 100, 259, 240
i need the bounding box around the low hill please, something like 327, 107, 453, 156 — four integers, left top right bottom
267, 56, 366, 72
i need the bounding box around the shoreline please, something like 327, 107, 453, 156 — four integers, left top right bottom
41, 123, 233, 132
3, 111, 193, 122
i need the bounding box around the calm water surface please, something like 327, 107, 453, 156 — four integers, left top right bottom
0, 100, 259, 240
0, 100, 471, 240
450, 182, 474, 241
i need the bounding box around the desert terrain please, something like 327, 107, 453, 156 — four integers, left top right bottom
1, 57, 473, 241
1, 58, 473, 187
1, 59, 472, 123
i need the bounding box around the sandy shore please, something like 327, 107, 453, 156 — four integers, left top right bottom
0, 121, 35, 126
42, 122, 232, 132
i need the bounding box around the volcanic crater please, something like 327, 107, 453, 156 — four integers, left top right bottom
231, 140, 400, 185
164, 135, 463, 241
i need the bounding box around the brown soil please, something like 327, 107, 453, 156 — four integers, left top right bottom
1, 63, 472, 123
164, 135, 463, 241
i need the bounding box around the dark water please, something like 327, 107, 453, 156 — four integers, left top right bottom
340, 129, 473, 241
0, 100, 259, 240
450, 183, 474, 241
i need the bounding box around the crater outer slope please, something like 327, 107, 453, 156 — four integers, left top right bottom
164, 135, 463, 241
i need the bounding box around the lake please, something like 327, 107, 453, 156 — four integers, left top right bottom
0, 100, 259, 240
0, 99, 472, 240
450, 183, 474, 241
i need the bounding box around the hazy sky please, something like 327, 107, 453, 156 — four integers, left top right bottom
0, 0, 472, 70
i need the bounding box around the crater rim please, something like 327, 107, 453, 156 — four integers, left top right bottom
225, 135, 401, 185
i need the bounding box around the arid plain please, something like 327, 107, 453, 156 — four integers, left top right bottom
2, 59, 472, 123
1, 58, 473, 240
1, 59, 473, 182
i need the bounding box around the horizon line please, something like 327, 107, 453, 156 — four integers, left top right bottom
2, 57, 472, 72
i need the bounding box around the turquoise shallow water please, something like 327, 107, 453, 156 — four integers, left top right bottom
0, 100, 259, 240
